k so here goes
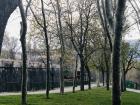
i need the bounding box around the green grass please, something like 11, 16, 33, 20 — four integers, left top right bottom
0, 88, 140, 105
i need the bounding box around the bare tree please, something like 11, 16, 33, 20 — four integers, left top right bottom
65, 0, 96, 91
121, 42, 139, 92
73, 54, 78, 93
40, 0, 50, 98
55, 0, 65, 94
96, 0, 113, 90
19, 0, 31, 104
19, 1, 27, 105
97, 0, 126, 105
112, 0, 126, 105
28, 0, 51, 98
2, 34, 19, 59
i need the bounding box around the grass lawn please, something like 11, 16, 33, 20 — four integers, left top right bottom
0, 88, 140, 105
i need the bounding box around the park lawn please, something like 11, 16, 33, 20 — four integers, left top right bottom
0, 88, 139, 105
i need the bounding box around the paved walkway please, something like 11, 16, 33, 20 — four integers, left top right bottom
0, 84, 139, 96
0, 84, 97, 96
126, 88, 140, 93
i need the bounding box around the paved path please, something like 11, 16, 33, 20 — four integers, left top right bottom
109, 85, 140, 93
126, 88, 140, 93
0, 84, 97, 96
0, 84, 139, 96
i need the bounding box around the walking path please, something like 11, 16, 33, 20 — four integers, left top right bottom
0, 84, 139, 96
126, 88, 140, 93
0, 84, 97, 96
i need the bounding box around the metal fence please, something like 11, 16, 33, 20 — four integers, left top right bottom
126, 80, 140, 90
0, 67, 60, 92
0, 67, 90, 92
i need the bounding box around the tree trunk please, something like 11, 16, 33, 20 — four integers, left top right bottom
19, 0, 27, 104
112, 0, 126, 105
40, 0, 50, 99
123, 72, 126, 91
106, 66, 110, 90
45, 41, 50, 99
121, 70, 126, 92
101, 69, 105, 86
79, 54, 85, 91
56, 0, 65, 94
96, 70, 100, 87
20, 23, 27, 105
121, 76, 124, 92
0, 0, 18, 53
85, 64, 91, 89
104, 51, 110, 90
60, 57, 64, 94
73, 55, 78, 93
51, 68, 54, 89
104, 33, 110, 90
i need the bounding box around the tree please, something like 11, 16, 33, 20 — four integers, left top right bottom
28, 0, 51, 98
65, 0, 96, 91
96, 0, 113, 90
0, 1, 30, 104
40, 0, 51, 99
19, 0, 31, 104
1, 33, 19, 59
128, 0, 140, 32
73, 54, 78, 93
112, 0, 126, 105
121, 41, 140, 92
55, 0, 65, 94
97, 0, 126, 105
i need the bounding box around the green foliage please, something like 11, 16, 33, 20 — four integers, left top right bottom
0, 88, 140, 105
121, 41, 140, 72
121, 42, 130, 61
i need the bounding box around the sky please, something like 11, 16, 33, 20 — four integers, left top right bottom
6, 9, 21, 39
5, 1, 140, 41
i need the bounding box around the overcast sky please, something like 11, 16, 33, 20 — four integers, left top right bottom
5, 8, 21, 38
5, 1, 140, 41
